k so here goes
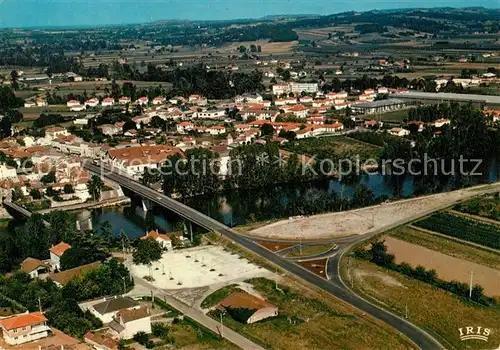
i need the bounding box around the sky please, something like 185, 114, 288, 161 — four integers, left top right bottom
0, 0, 498, 28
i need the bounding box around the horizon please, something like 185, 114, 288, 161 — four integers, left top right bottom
0, 0, 498, 29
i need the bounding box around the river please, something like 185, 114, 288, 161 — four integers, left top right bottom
73, 158, 499, 238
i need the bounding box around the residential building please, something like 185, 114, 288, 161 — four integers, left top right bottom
24, 101, 36, 108
45, 126, 69, 140
434, 118, 450, 128
85, 98, 99, 107
207, 125, 226, 135
106, 145, 183, 177
110, 307, 151, 340
36, 98, 48, 107
195, 109, 226, 119
102, 98, 115, 107
188, 94, 207, 106
84, 331, 118, 350
136, 97, 149, 105
290, 82, 318, 94
219, 292, 278, 324
66, 100, 81, 108
89, 297, 140, 324
389, 127, 410, 137
152, 96, 165, 105
177, 121, 194, 133
140, 230, 173, 250
285, 104, 308, 118
118, 97, 131, 105
0, 164, 17, 179
49, 241, 71, 270
0, 312, 50, 345
20, 258, 50, 279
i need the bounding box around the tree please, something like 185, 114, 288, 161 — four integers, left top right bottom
87, 175, 104, 201
63, 184, 74, 194
41, 171, 56, 185
60, 240, 109, 270
132, 238, 163, 265
281, 70, 291, 82
260, 123, 274, 136
11, 187, 23, 201
100, 221, 113, 243
30, 188, 42, 200
239, 46, 246, 53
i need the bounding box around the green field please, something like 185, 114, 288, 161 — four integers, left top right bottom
282, 135, 380, 161
377, 109, 409, 122
414, 212, 500, 249
454, 195, 500, 222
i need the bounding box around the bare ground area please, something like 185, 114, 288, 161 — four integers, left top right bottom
384, 236, 500, 297
217, 40, 298, 54
248, 183, 500, 240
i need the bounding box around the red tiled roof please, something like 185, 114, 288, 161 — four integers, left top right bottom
141, 230, 170, 241
0, 312, 47, 330
50, 241, 71, 257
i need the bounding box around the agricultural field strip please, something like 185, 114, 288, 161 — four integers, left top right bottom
447, 209, 500, 226
413, 212, 500, 250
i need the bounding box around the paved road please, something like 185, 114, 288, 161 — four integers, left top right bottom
84, 162, 445, 349
133, 277, 264, 350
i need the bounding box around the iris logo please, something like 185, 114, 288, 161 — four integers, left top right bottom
458, 326, 491, 342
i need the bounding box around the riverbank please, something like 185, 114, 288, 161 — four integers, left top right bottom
245, 182, 500, 240
37, 196, 131, 214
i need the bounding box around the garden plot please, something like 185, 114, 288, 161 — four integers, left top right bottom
130, 246, 271, 290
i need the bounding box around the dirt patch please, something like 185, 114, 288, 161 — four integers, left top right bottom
384, 236, 500, 297
248, 183, 500, 240
296, 258, 328, 279
256, 241, 293, 252
353, 269, 406, 288
217, 40, 297, 54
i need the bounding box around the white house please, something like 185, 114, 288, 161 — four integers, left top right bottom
177, 121, 194, 133
102, 98, 115, 107
389, 127, 410, 137
433, 118, 450, 128
85, 98, 99, 107
89, 297, 140, 324
119, 97, 131, 105
45, 126, 69, 140
0, 164, 17, 179
195, 109, 226, 119
24, 101, 36, 108
136, 97, 149, 105
152, 96, 165, 105
207, 125, 226, 135
49, 241, 71, 271
110, 307, 151, 340
0, 312, 51, 346
36, 98, 48, 107
66, 100, 81, 108
140, 230, 173, 250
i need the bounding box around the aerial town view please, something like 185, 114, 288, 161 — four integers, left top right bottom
0, 1, 499, 349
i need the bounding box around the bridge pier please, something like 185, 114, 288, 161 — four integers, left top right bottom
142, 198, 153, 214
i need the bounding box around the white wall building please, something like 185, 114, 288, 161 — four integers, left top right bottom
0, 312, 50, 346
